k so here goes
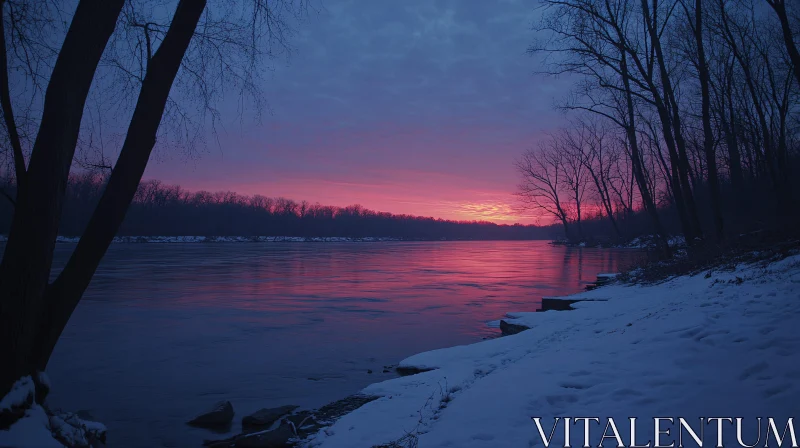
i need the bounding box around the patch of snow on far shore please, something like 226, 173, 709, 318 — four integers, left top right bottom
306, 255, 800, 448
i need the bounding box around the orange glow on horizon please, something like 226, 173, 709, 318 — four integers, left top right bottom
158, 174, 542, 225
451, 200, 523, 223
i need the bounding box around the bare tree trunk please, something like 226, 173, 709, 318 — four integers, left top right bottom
639, 0, 702, 243
692, 0, 725, 242
719, 2, 777, 186
767, 0, 800, 89
0, 2, 25, 189
620, 50, 670, 255
0, 0, 124, 405
721, 69, 745, 191
33, 0, 207, 371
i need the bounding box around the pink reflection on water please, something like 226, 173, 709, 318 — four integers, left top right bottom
47, 241, 642, 448
82, 241, 642, 335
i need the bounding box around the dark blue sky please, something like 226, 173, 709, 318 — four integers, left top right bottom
145, 0, 567, 223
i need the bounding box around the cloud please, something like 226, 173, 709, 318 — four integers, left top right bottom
146, 0, 567, 224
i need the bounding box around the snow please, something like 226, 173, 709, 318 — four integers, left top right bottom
48, 411, 107, 447
0, 376, 34, 411
305, 255, 800, 448
0, 405, 62, 448
0, 405, 108, 448
37, 372, 51, 391
0, 374, 107, 448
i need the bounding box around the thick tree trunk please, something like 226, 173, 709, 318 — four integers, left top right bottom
33, 0, 207, 371
0, 0, 124, 405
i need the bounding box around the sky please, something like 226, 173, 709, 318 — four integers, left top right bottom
143, 0, 569, 224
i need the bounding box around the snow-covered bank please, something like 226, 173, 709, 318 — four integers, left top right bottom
306, 254, 800, 448
0, 376, 106, 448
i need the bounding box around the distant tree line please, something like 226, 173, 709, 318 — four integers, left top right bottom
518, 0, 800, 253
0, 174, 555, 240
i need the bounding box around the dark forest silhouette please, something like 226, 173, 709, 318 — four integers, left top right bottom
0, 174, 555, 240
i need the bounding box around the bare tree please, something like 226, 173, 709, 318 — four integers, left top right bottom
0, 0, 308, 417
682, 0, 725, 241
563, 119, 624, 238
766, 0, 800, 89
557, 130, 591, 239
515, 140, 572, 238
531, 0, 672, 252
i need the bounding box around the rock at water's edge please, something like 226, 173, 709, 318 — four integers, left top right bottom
538, 297, 609, 312
242, 405, 298, 430
395, 366, 435, 376
499, 320, 530, 335
49, 410, 107, 448
188, 401, 234, 428
205, 394, 379, 448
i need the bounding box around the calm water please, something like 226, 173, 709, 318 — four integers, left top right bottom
45, 241, 641, 447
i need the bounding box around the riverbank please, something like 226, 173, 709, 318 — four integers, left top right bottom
304, 251, 800, 447
550, 234, 687, 250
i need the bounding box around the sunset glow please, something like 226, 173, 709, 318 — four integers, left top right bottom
139, 0, 566, 225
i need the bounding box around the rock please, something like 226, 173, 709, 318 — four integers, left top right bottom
499, 320, 529, 336
538, 297, 609, 312
242, 405, 298, 430
48, 410, 107, 448
395, 366, 434, 376
188, 401, 234, 429
0, 376, 35, 429
205, 395, 379, 448
367, 369, 373, 374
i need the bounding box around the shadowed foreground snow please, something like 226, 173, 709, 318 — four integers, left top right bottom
306, 255, 800, 448
0, 375, 106, 448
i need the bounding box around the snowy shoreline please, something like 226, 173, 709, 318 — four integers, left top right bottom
304, 253, 800, 447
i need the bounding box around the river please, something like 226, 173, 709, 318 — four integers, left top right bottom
44, 241, 642, 447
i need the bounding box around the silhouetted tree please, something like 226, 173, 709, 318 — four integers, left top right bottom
0, 0, 309, 417
526, 0, 799, 249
